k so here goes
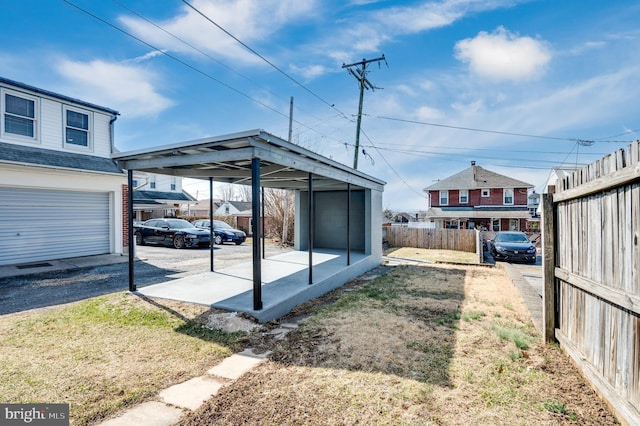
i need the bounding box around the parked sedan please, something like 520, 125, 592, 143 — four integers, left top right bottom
193, 219, 246, 245
134, 218, 211, 249
489, 231, 537, 264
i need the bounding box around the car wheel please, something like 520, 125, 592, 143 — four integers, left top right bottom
173, 235, 185, 249
214, 235, 223, 245
135, 232, 145, 246
235, 241, 242, 245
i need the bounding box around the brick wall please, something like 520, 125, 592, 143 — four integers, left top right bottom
122, 184, 129, 248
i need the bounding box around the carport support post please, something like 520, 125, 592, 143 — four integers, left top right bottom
347, 183, 351, 266
251, 158, 263, 310
209, 177, 214, 272
127, 170, 135, 292
308, 173, 313, 284
261, 187, 265, 259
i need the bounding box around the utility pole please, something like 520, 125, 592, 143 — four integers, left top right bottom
342, 54, 386, 169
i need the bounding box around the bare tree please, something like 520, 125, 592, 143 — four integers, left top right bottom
263, 188, 295, 245
236, 184, 252, 202
216, 183, 236, 202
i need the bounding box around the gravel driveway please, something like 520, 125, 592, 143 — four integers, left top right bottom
0, 243, 291, 316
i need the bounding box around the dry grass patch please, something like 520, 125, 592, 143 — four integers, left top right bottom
386, 247, 478, 264
180, 263, 618, 425
0, 293, 247, 425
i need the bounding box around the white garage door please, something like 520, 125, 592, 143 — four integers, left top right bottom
0, 187, 111, 266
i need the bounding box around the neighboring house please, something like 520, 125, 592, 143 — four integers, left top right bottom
131, 172, 196, 221
215, 200, 252, 216
424, 161, 534, 231
0, 76, 126, 266
183, 198, 222, 217
527, 191, 541, 231
536, 167, 576, 217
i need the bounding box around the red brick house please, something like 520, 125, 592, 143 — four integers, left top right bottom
424, 161, 533, 231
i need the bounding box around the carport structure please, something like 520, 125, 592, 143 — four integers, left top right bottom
112, 129, 385, 322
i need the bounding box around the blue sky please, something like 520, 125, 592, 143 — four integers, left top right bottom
2, 0, 639, 211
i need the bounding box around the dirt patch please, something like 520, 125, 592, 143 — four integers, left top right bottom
178, 262, 619, 425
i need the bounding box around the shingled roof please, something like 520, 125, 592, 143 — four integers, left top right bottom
424, 164, 533, 191
0, 142, 123, 175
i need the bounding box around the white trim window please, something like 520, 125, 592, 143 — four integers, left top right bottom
2, 90, 38, 141
481, 189, 490, 197
64, 106, 92, 150
459, 189, 469, 204
439, 190, 449, 206
492, 218, 500, 231
503, 188, 514, 205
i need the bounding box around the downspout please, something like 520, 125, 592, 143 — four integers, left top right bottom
109, 114, 119, 154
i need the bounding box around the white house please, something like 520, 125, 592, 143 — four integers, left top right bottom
131, 172, 196, 221
0, 77, 126, 266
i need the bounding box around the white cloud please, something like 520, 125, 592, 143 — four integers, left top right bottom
454, 26, 551, 81
289, 64, 329, 80
55, 59, 173, 117
323, 1, 526, 61
125, 50, 167, 64
119, 0, 318, 66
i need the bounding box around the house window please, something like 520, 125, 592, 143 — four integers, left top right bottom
3, 91, 37, 139
170, 177, 176, 191
509, 219, 520, 231
439, 190, 449, 206
503, 189, 514, 205
481, 189, 490, 197
492, 218, 500, 231
150, 176, 156, 189
459, 189, 468, 204
64, 107, 91, 148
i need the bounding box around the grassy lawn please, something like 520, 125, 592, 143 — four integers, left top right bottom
0, 249, 618, 425
0, 294, 246, 425
179, 259, 618, 425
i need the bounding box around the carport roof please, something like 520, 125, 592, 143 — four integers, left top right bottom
112, 129, 385, 192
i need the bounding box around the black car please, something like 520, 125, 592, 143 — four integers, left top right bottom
134, 218, 211, 249
192, 219, 246, 245
489, 231, 537, 263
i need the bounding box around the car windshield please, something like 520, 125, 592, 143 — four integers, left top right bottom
165, 219, 195, 229
214, 220, 233, 229
496, 233, 529, 243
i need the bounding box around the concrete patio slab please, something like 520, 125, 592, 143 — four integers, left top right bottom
137, 249, 377, 323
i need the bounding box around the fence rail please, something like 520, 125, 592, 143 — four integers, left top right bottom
544, 139, 640, 424
384, 226, 478, 254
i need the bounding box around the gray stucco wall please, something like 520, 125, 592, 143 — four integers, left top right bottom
295, 188, 381, 256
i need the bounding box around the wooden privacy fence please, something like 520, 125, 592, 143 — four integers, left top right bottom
543, 140, 640, 424
384, 227, 479, 254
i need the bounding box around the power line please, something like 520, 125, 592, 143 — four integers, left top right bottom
359, 128, 427, 199
180, 0, 345, 116
63, 0, 290, 120
373, 115, 635, 144
111, 0, 291, 108
64, 0, 356, 150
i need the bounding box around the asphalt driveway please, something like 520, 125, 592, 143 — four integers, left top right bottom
0, 243, 292, 316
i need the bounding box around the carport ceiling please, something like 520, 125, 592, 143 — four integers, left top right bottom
112, 129, 385, 192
